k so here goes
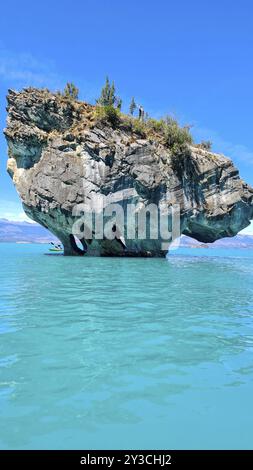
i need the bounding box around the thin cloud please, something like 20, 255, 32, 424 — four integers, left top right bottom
0, 48, 64, 90
192, 126, 253, 167
0, 47, 99, 102
0, 200, 35, 223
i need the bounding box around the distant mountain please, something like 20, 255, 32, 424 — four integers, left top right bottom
180, 234, 253, 249
0, 218, 58, 243
1, 218, 253, 248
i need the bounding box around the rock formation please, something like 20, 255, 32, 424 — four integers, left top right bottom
4, 88, 253, 256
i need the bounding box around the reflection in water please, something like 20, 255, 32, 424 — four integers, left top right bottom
0, 244, 253, 449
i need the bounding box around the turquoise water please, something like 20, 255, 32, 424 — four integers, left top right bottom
0, 243, 253, 450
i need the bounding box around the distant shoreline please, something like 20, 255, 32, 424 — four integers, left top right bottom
1, 219, 253, 249
0, 241, 51, 245
0, 241, 253, 249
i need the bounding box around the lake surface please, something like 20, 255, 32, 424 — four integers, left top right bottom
0, 243, 253, 449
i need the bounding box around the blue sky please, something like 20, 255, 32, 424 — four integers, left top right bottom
0, 0, 253, 232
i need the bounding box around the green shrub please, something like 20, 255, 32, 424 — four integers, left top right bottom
94, 105, 121, 127
96, 77, 122, 109
63, 82, 79, 100
146, 118, 165, 132
132, 119, 147, 137
159, 117, 193, 176
163, 117, 192, 148
129, 97, 137, 115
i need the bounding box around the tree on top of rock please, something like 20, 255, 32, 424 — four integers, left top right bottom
63, 82, 79, 100
96, 77, 122, 110
129, 97, 137, 115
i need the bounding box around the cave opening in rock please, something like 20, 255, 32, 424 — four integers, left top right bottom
69, 234, 86, 256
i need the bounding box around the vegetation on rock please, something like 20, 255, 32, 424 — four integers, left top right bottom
5, 86, 253, 255
62, 82, 79, 100
96, 77, 122, 110
198, 140, 212, 150
162, 117, 192, 148
57, 78, 214, 162
129, 97, 137, 115
94, 105, 121, 128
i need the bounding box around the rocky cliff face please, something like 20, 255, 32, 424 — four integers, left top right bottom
4, 88, 253, 256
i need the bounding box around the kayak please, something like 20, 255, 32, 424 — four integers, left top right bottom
49, 248, 63, 252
